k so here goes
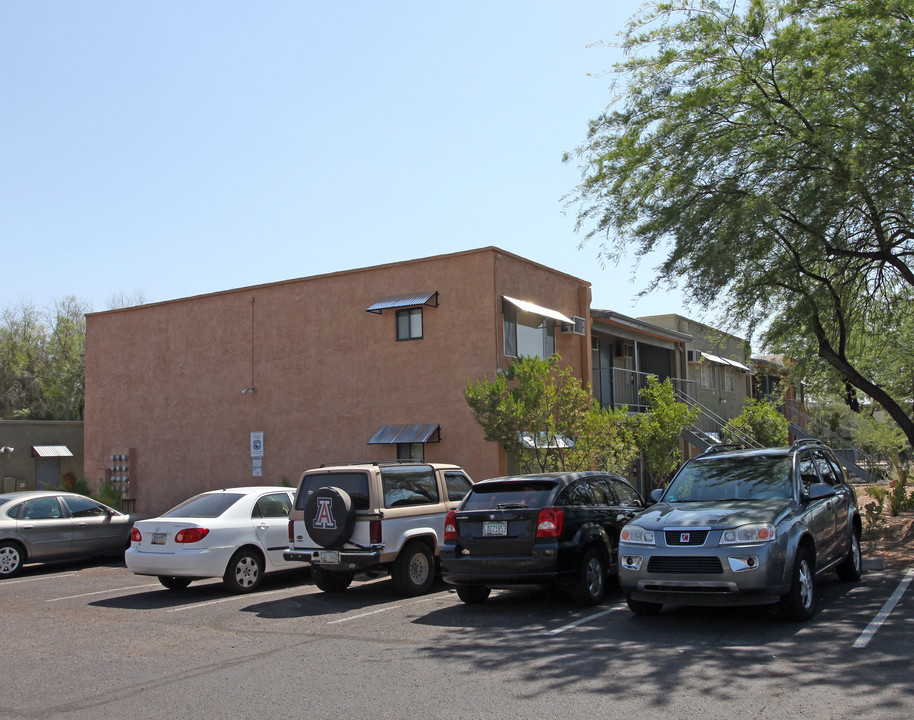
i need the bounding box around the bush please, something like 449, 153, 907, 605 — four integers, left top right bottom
721, 398, 789, 447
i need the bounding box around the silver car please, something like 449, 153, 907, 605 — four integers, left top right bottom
618, 441, 862, 620
0, 490, 144, 578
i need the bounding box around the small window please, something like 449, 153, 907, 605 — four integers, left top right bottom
22, 497, 63, 520
397, 443, 424, 462
381, 465, 440, 508
609, 478, 642, 507
297, 472, 371, 510
254, 492, 292, 518
63, 496, 110, 518
396, 308, 423, 341
502, 300, 555, 359
798, 454, 820, 494
723, 367, 737, 393
444, 471, 472, 502
812, 451, 838, 486
699, 362, 718, 390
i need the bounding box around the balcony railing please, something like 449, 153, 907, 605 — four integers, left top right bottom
606, 367, 697, 412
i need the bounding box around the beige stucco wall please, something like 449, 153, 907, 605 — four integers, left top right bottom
84, 247, 591, 515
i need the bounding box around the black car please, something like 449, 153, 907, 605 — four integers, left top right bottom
440, 471, 646, 605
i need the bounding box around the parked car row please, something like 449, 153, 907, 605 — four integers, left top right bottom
1, 441, 864, 622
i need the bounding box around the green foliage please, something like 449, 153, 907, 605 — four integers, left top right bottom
630, 376, 701, 489
565, 0, 914, 449
886, 476, 914, 517
1, 297, 89, 420
57, 471, 92, 497
465, 355, 638, 474
721, 398, 790, 447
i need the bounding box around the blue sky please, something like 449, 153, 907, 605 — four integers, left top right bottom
1, 1, 688, 318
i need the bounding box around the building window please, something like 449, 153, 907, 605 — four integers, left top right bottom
397, 443, 424, 461
699, 362, 718, 390
396, 308, 423, 341
503, 301, 555, 359
723, 367, 737, 393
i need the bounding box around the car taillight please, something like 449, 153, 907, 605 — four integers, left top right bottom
536, 508, 564, 538
288, 519, 295, 543
131, 528, 141, 543
174, 528, 209, 543
444, 511, 457, 542
370, 519, 382, 544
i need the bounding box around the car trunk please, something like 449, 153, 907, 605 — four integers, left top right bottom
453, 508, 542, 556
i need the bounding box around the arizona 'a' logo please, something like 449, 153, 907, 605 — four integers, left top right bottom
314, 498, 337, 529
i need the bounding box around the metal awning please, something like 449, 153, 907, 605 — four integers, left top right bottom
367, 424, 441, 445
503, 296, 574, 324
366, 291, 439, 314
518, 432, 575, 449
32, 446, 74, 458
701, 352, 751, 373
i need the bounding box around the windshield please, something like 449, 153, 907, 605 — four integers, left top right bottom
664, 456, 793, 502
462, 481, 557, 511
163, 492, 244, 518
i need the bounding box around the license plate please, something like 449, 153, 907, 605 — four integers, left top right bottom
483, 521, 507, 537
152, 532, 167, 545
319, 550, 340, 564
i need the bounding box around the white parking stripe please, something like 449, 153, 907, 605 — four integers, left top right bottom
46, 583, 160, 601
0, 573, 76, 586
327, 596, 440, 624
544, 603, 626, 635
853, 568, 914, 649
166, 586, 294, 612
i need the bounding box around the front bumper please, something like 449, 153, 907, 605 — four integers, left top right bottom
618, 540, 788, 607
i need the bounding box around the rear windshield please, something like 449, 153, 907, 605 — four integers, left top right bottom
163, 492, 244, 518
665, 456, 793, 502
296, 472, 371, 510
461, 481, 557, 511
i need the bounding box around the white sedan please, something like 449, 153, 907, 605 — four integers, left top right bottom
125, 486, 307, 593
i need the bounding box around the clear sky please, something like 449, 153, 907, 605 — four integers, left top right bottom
1, 1, 688, 318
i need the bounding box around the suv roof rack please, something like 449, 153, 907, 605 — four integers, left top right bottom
791, 438, 824, 448
317, 460, 431, 468
700, 443, 747, 455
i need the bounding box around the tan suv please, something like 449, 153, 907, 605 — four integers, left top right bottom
284, 462, 473, 595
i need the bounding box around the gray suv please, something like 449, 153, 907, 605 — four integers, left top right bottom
618, 440, 862, 620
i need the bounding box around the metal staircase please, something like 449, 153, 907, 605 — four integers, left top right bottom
673, 389, 763, 453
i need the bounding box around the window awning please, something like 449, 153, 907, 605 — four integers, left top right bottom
502, 296, 574, 324
368, 424, 441, 445
366, 291, 438, 314
32, 445, 73, 458
700, 352, 751, 373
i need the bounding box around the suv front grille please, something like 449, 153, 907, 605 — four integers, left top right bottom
647, 556, 723, 574
664, 529, 709, 546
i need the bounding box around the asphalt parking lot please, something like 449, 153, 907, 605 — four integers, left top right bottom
2, 561, 913, 720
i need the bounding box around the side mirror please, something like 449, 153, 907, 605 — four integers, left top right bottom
650, 488, 665, 504
804, 483, 837, 502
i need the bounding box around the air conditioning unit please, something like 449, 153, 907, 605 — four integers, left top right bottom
687, 349, 702, 362
562, 316, 586, 336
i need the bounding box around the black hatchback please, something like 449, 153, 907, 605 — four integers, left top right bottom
440, 471, 646, 605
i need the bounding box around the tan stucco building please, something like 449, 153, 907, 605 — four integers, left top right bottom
84, 247, 594, 515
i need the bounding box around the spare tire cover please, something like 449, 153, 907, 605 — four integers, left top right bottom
303, 486, 356, 549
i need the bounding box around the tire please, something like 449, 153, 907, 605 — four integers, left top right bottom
836, 529, 863, 582
312, 565, 354, 593
158, 575, 192, 591
303, 486, 356, 549
780, 547, 816, 621
626, 597, 662, 616
392, 541, 436, 596
223, 549, 264, 594
456, 585, 491, 604
0, 541, 24, 578
571, 547, 607, 606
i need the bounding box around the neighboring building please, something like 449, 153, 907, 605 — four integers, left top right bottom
0, 421, 84, 493
638, 314, 753, 452
84, 247, 593, 515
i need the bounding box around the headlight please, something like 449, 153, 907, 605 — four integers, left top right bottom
720, 523, 776, 544
620, 525, 655, 545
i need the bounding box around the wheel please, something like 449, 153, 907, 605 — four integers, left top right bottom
392, 542, 436, 596
158, 576, 192, 591
303, 486, 356, 549
0, 541, 24, 578
836, 529, 862, 581
223, 549, 264, 594
626, 597, 662, 616
571, 547, 607, 606
456, 585, 491, 604
780, 547, 816, 621
312, 565, 354, 592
